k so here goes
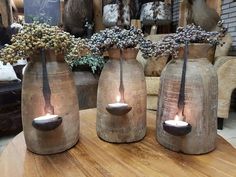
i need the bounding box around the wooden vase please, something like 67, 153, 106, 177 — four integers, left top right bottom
22, 50, 80, 155
97, 48, 147, 143
156, 43, 218, 154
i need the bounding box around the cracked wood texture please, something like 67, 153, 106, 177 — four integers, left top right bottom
214, 56, 236, 119
1, 109, 236, 177
157, 44, 218, 154
97, 48, 146, 143
22, 50, 80, 155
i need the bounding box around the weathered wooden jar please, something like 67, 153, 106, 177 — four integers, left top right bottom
22, 50, 80, 155
64, 0, 93, 37
103, 3, 130, 27
156, 44, 218, 154
102, 0, 139, 27
140, 1, 171, 26
97, 48, 147, 143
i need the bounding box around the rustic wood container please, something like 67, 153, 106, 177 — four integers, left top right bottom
102, 3, 130, 27
22, 50, 80, 155
140, 2, 172, 26
156, 43, 218, 154
64, 0, 93, 37
97, 48, 147, 143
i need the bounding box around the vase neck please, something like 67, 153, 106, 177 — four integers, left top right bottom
30, 50, 64, 62
177, 43, 215, 63
108, 48, 138, 60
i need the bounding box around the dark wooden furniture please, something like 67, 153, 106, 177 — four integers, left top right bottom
74, 71, 99, 110
0, 80, 22, 136
1, 109, 236, 177
0, 65, 24, 136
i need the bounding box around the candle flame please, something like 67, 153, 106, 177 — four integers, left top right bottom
174, 115, 180, 121
116, 95, 121, 103
174, 113, 185, 121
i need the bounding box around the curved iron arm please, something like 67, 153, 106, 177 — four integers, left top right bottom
178, 41, 189, 116
119, 49, 125, 103
41, 49, 54, 114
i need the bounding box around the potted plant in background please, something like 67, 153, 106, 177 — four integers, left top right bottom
68, 54, 106, 74
0, 22, 87, 155
66, 52, 107, 110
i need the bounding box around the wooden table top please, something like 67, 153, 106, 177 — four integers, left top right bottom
1, 109, 236, 177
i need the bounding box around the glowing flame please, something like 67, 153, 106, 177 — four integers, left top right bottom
116, 95, 121, 102
174, 113, 184, 121
174, 115, 180, 121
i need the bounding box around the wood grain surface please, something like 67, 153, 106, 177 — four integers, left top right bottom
93, 0, 105, 32
0, 0, 13, 27
97, 48, 146, 143
157, 44, 218, 154
1, 109, 236, 177
215, 56, 236, 119
178, 0, 221, 27
22, 50, 80, 154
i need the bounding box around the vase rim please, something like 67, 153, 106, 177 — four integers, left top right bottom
177, 43, 215, 63
108, 47, 139, 52
32, 49, 64, 53
108, 48, 139, 60
29, 49, 65, 62
179, 43, 215, 47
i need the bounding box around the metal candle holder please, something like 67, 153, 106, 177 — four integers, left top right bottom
106, 49, 132, 116
163, 122, 192, 136
32, 115, 62, 131
32, 49, 62, 131
106, 106, 132, 116
163, 41, 192, 136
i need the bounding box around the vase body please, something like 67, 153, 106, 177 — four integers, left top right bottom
97, 48, 146, 143
156, 44, 218, 154
22, 50, 80, 154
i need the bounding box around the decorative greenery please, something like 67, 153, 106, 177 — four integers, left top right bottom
139, 22, 227, 59
68, 54, 106, 74
88, 26, 146, 55
0, 22, 88, 64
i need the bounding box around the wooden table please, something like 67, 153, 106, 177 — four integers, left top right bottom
1, 109, 236, 177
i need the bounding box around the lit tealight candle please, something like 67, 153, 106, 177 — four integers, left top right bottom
33, 114, 59, 123
164, 120, 188, 127
164, 114, 188, 127
106, 95, 132, 115
32, 113, 62, 131
108, 102, 128, 108
108, 95, 128, 108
